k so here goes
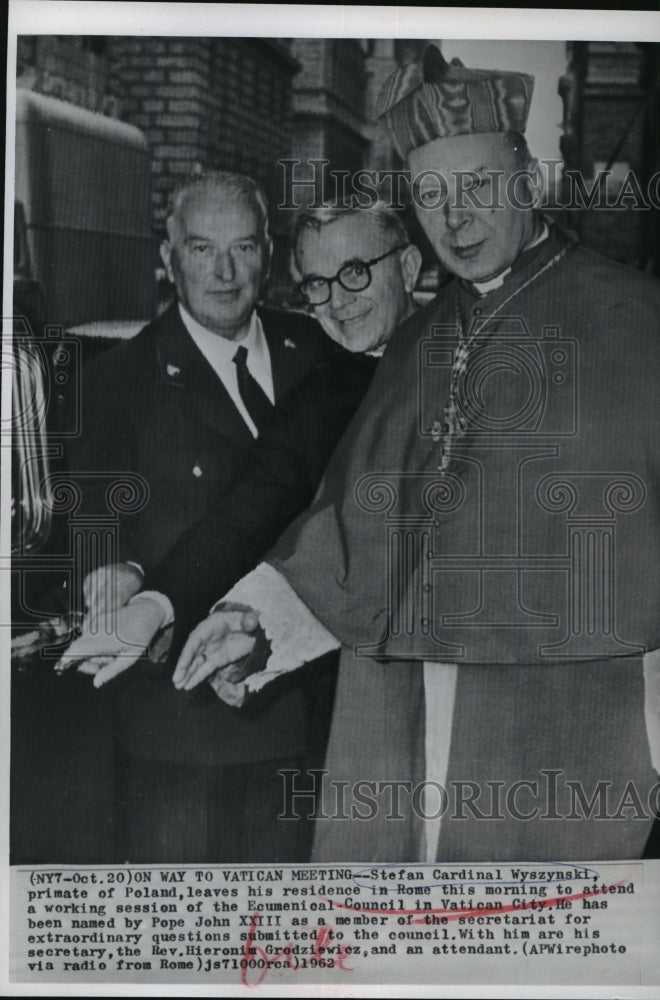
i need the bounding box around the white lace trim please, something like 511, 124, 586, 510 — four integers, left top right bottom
219, 565, 660, 774
219, 563, 340, 692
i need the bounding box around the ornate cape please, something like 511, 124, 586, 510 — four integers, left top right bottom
268, 226, 660, 861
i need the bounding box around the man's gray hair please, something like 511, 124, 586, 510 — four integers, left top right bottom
166, 170, 271, 242
292, 204, 410, 271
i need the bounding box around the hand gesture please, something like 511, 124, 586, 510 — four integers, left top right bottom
55, 598, 166, 688
83, 562, 144, 632
208, 662, 251, 708
172, 608, 260, 692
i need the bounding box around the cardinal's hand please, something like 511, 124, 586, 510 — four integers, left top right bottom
172, 608, 260, 692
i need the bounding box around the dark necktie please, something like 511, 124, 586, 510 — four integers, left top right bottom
232, 345, 274, 433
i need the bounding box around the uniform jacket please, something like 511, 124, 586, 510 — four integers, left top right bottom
106, 335, 379, 768
145, 350, 379, 643
68, 300, 335, 573
67, 300, 340, 768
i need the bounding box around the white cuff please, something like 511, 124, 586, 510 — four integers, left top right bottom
126, 561, 145, 578
220, 563, 339, 692
128, 590, 175, 628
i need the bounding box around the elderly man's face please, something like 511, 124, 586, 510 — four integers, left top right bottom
161, 188, 269, 339
408, 132, 537, 283
296, 214, 419, 354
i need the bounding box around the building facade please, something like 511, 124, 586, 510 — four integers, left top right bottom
16, 36, 660, 292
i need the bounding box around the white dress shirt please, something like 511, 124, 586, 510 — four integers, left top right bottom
179, 303, 274, 438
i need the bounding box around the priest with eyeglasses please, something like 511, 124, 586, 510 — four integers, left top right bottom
173, 46, 660, 864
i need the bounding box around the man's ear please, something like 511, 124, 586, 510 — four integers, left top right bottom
399, 243, 423, 293
160, 239, 175, 283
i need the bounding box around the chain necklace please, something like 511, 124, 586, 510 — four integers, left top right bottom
434, 244, 571, 474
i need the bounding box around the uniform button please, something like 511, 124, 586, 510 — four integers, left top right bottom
421, 618, 430, 628
433, 518, 441, 527
192, 464, 203, 477
473, 307, 483, 316
423, 583, 432, 593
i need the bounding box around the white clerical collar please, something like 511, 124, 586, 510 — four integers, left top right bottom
470, 221, 550, 296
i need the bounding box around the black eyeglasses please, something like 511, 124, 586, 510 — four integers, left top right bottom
299, 244, 409, 306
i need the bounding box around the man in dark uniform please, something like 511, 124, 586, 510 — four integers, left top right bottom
59, 171, 334, 862
61, 202, 422, 862
175, 48, 660, 865
66, 171, 334, 608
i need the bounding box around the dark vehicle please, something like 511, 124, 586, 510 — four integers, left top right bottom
11, 91, 155, 863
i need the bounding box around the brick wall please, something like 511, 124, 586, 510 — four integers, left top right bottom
112, 36, 302, 301
18, 35, 300, 240
16, 35, 377, 302
205, 40, 297, 213
288, 38, 370, 211
106, 37, 211, 229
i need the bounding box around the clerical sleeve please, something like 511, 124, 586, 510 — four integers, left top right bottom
218, 562, 340, 691
265, 309, 436, 654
